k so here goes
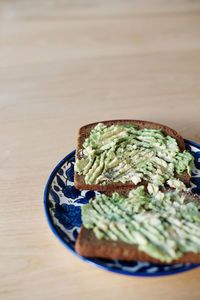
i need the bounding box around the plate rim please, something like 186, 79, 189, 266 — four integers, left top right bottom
44, 140, 200, 277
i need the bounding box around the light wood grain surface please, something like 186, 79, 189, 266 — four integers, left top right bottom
1, 1, 200, 299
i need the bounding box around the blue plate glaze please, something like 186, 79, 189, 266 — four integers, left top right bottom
44, 140, 200, 277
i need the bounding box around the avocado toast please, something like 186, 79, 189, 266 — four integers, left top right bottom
75, 186, 200, 264
74, 120, 193, 191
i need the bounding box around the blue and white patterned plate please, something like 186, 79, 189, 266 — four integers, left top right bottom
44, 139, 200, 277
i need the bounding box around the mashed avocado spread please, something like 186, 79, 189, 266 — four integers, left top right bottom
82, 186, 200, 262
75, 123, 194, 188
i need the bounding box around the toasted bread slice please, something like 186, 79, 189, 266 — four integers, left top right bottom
74, 120, 190, 191
75, 190, 200, 264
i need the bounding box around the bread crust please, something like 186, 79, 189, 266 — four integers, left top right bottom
74, 120, 190, 191
75, 226, 200, 264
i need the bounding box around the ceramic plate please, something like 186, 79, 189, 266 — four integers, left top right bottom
44, 139, 200, 277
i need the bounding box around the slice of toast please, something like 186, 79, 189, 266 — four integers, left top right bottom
75, 190, 200, 264
74, 120, 190, 191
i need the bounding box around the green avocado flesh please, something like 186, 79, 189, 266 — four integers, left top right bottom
82, 186, 200, 263
75, 123, 194, 188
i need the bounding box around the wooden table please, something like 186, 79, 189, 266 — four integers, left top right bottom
1, 1, 200, 299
